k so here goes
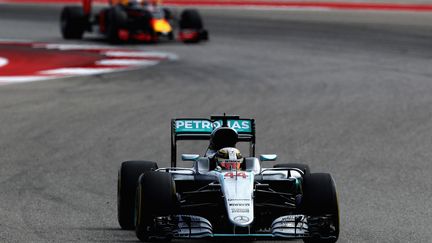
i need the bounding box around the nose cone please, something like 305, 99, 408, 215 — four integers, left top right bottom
220, 171, 255, 227
152, 19, 172, 34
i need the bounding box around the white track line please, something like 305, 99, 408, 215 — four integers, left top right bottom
40, 68, 116, 75
96, 59, 160, 66
35, 43, 116, 50
104, 51, 178, 60
0, 76, 56, 82
0, 57, 8, 68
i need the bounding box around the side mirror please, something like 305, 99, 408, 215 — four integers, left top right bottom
260, 154, 278, 161
181, 154, 200, 161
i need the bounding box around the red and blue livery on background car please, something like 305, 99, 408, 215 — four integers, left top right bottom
60, 0, 209, 43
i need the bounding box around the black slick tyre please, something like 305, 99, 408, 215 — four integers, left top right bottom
117, 161, 158, 230
179, 9, 205, 43
60, 6, 87, 39
274, 163, 311, 176
302, 173, 339, 243
106, 6, 127, 43
135, 171, 177, 242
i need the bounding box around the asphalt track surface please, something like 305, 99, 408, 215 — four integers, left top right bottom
1, 3, 432, 243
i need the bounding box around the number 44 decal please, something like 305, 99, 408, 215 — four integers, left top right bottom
224, 172, 247, 178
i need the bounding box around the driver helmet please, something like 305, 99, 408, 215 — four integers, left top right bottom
209, 127, 238, 151
214, 147, 244, 170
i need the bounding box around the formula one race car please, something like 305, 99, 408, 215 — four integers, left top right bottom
117, 115, 339, 242
60, 0, 208, 43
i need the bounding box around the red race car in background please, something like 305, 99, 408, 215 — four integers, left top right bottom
60, 0, 209, 43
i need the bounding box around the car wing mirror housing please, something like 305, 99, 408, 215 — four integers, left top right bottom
181, 154, 200, 161
260, 154, 278, 161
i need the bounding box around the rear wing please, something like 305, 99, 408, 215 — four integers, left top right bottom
171, 115, 256, 167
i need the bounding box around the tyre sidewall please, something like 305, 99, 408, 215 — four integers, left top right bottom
302, 173, 339, 242
117, 161, 158, 230
135, 171, 177, 241
106, 5, 127, 43
61, 6, 86, 39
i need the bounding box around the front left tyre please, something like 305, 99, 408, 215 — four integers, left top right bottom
60, 6, 87, 39
135, 171, 177, 242
117, 161, 158, 230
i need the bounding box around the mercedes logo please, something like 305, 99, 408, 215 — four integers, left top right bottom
234, 216, 250, 223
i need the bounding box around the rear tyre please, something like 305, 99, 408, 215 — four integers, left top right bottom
60, 6, 87, 39
302, 173, 339, 243
106, 6, 127, 43
274, 163, 310, 176
135, 171, 177, 242
117, 161, 158, 230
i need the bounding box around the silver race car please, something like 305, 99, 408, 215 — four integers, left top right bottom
117, 115, 339, 242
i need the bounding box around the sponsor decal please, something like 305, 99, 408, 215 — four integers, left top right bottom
234, 216, 250, 223
224, 172, 247, 178
175, 119, 252, 133
232, 208, 250, 213
213, 120, 252, 132
229, 203, 250, 207
228, 199, 250, 202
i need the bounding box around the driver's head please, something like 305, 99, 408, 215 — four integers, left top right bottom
214, 147, 243, 170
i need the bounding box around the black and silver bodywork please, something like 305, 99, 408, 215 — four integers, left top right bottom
118, 116, 339, 242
